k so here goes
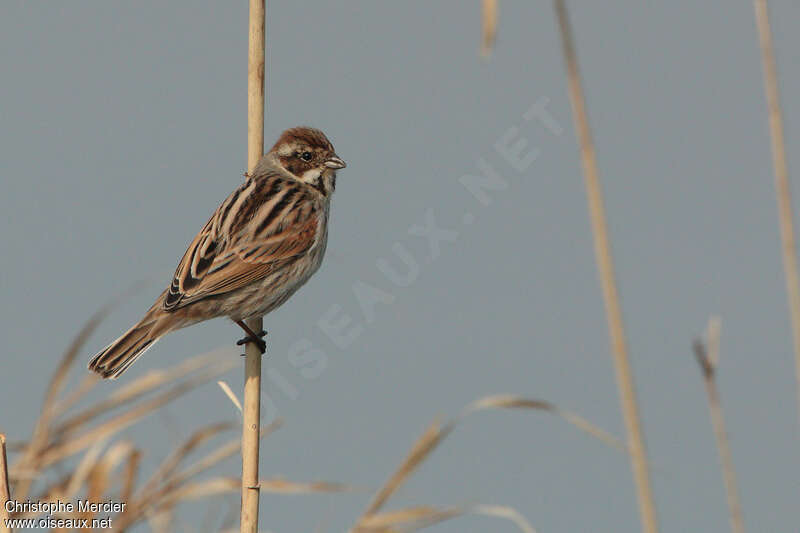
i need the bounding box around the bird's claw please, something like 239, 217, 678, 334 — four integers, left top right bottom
237, 329, 267, 354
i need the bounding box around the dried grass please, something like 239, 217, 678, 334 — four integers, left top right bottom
551, 2, 659, 532
55, 350, 228, 438
363, 418, 452, 517
14, 301, 117, 501
753, 0, 800, 422
4, 298, 349, 532
481, 0, 498, 58
217, 380, 243, 414
693, 318, 745, 533
36, 359, 237, 470
461, 394, 625, 452
354, 394, 622, 531
0, 433, 10, 528
355, 503, 538, 533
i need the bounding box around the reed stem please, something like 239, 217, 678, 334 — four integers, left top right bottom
693, 318, 745, 533
552, 2, 659, 532
0, 434, 11, 532
241, 0, 265, 531
752, 0, 800, 423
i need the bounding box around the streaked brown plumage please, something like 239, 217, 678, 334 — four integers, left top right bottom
89, 127, 345, 379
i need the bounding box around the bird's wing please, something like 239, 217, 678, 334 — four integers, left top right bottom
163, 173, 322, 311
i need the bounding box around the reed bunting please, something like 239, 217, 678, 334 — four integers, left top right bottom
89, 127, 346, 378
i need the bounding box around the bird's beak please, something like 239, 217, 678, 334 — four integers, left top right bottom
324, 155, 346, 169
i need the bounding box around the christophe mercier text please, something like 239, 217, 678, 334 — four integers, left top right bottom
5, 499, 126, 514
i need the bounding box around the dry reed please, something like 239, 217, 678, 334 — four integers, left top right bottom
241, 0, 266, 531
8, 346, 238, 527
218, 380, 244, 414
0, 434, 10, 531
693, 318, 745, 533
353, 393, 623, 532
353, 504, 540, 533
1, 294, 351, 532
752, 0, 800, 421
481, 0, 498, 58
551, 2, 659, 532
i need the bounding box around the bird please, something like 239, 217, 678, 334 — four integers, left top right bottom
89, 126, 346, 379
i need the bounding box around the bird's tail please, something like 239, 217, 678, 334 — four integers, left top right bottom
89, 318, 162, 379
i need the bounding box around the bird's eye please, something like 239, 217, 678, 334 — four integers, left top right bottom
301, 151, 312, 161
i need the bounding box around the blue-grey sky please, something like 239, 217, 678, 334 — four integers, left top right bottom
2, 1, 800, 531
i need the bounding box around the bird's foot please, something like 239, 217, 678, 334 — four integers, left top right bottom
236, 330, 267, 354
235, 320, 267, 354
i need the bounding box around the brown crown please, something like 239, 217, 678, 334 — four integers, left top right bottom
269, 126, 334, 153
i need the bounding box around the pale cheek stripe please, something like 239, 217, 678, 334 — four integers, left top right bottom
300, 168, 322, 183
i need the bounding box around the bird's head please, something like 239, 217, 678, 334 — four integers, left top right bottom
263, 126, 345, 197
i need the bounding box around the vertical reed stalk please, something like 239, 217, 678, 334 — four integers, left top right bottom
0, 434, 10, 531
241, 0, 265, 531
693, 318, 745, 533
752, 0, 800, 422
551, 2, 659, 532
481, 0, 498, 58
